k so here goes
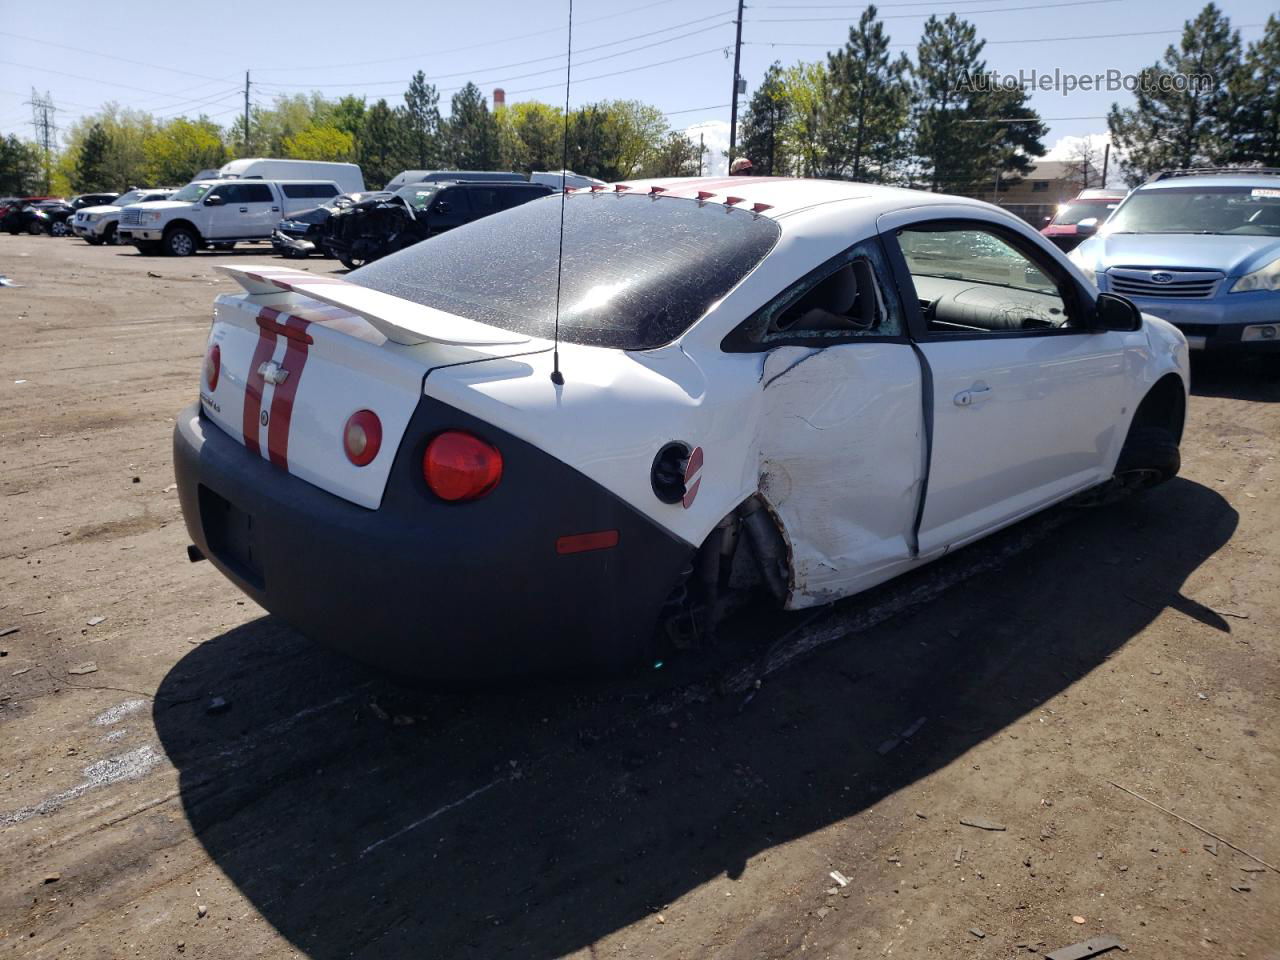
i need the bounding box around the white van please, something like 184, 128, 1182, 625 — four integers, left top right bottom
219, 158, 365, 194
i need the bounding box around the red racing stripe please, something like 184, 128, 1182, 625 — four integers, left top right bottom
265, 314, 313, 469
242, 306, 281, 456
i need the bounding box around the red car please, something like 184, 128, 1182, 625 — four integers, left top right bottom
1041, 189, 1126, 252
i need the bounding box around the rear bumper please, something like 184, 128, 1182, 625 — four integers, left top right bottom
173, 401, 692, 681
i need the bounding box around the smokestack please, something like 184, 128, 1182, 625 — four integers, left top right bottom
493, 87, 505, 110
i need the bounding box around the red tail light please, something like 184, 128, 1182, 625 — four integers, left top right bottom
343, 410, 382, 466
204, 343, 220, 391
423, 431, 503, 502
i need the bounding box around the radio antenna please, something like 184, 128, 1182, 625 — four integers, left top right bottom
550, 0, 573, 386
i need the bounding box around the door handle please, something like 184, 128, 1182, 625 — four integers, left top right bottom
954, 383, 992, 407
238, 206, 248, 213
271, 206, 279, 212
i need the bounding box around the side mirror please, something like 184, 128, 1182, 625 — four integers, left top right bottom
1076, 217, 1099, 237
203, 194, 224, 206
431, 200, 450, 214
1095, 292, 1141, 332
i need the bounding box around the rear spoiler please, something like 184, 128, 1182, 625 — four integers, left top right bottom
214, 265, 530, 347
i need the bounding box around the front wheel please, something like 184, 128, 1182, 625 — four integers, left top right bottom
338, 252, 369, 270
163, 226, 198, 257
50, 220, 70, 237
1114, 425, 1180, 492
135, 240, 163, 256
27, 220, 45, 236
103, 223, 119, 245
84, 235, 104, 246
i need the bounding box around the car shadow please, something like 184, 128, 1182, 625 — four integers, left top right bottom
153, 478, 1235, 958
1190, 353, 1280, 403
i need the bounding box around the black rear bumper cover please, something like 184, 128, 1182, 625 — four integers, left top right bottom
173, 398, 694, 681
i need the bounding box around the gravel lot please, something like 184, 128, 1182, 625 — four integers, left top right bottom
1, 234, 1277, 959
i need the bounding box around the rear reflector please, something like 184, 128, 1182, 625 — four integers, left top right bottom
204, 343, 220, 392
343, 410, 382, 466
423, 431, 503, 502
556, 530, 620, 555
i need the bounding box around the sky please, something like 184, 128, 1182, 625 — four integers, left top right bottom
0, 0, 1273, 179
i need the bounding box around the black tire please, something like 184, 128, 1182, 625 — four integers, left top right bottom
338, 252, 368, 270
1114, 425, 1180, 491
50, 220, 70, 237
27, 220, 45, 236
281, 247, 308, 259
163, 225, 198, 257
84, 235, 104, 246
135, 240, 163, 256
103, 223, 118, 245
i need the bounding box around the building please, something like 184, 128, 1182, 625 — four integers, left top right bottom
984, 160, 1088, 227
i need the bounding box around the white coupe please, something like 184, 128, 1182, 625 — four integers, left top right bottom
173, 176, 1189, 679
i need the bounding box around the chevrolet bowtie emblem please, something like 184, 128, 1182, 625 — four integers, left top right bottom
257, 361, 290, 385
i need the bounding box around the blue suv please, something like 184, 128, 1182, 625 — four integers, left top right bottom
1069, 168, 1280, 353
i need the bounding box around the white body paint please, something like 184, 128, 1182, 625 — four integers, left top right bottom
202, 178, 1189, 607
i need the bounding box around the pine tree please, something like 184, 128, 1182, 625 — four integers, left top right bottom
358, 99, 411, 188
911, 14, 1045, 193
73, 122, 113, 192
403, 71, 442, 169
1107, 3, 1243, 182
444, 83, 499, 169
826, 6, 911, 182
739, 62, 790, 175
1231, 14, 1280, 166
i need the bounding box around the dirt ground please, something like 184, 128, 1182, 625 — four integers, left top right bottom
0, 233, 1277, 960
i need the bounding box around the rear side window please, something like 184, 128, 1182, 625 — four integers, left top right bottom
466, 188, 502, 215
282, 183, 339, 199
499, 186, 551, 210
242, 183, 275, 202
351, 192, 781, 350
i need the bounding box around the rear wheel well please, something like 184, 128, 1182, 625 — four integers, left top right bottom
1130, 374, 1186, 443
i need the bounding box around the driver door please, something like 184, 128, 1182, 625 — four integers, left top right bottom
878, 210, 1131, 555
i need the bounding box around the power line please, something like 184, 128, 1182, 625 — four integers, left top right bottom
0, 31, 231, 83
746, 23, 1268, 48
506, 46, 726, 97
251, 0, 695, 73
665, 102, 732, 117
748, 0, 1120, 21
0, 61, 244, 110
255, 15, 733, 91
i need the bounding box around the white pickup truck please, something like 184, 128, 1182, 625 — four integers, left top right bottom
118, 178, 341, 256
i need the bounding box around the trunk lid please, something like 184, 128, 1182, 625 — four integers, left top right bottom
202, 266, 541, 509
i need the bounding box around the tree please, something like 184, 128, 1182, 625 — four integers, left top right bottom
73, 122, 113, 192
599, 100, 667, 178
911, 14, 1045, 193
1231, 14, 1280, 166
359, 98, 411, 188
0, 135, 43, 194
642, 131, 702, 177
826, 6, 911, 181
782, 62, 835, 177
403, 72, 442, 169
740, 62, 791, 175
1107, 3, 1243, 182
143, 118, 227, 186
506, 101, 565, 171
444, 83, 499, 168
283, 125, 356, 162
331, 95, 367, 140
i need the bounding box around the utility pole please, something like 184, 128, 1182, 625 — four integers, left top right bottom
699, 132, 704, 176
24, 88, 56, 194
1101, 143, 1111, 187
243, 71, 251, 156
727, 0, 745, 166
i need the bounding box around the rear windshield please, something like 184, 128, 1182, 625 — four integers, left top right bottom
1051, 199, 1119, 226
350, 192, 781, 349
